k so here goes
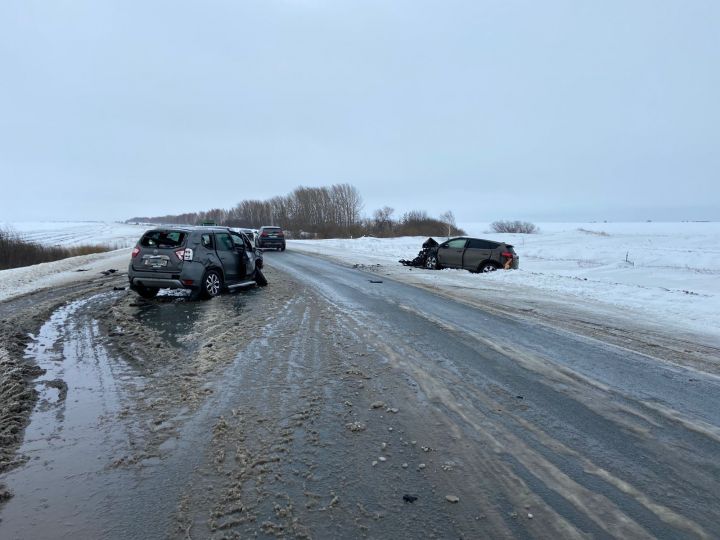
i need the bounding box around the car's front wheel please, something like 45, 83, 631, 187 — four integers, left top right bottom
200, 269, 223, 299
254, 268, 268, 287
425, 254, 440, 270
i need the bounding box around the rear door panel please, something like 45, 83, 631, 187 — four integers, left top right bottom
463, 239, 498, 270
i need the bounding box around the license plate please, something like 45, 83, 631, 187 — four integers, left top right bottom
145, 258, 168, 267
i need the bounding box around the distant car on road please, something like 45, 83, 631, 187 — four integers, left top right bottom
128, 226, 267, 299
425, 237, 518, 273
236, 228, 258, 245
256, 226, 286, 251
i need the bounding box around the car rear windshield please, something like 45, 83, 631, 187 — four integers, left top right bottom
263, 227, 282, 233
141, 230, 186, 248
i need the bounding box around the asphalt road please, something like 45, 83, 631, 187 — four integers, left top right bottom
265, 250, 720, 539
0, 250, 718, 539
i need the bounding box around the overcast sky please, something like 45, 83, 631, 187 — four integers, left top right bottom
1, 0, 718, 223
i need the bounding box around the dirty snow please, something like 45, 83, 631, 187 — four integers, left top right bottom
288, 222, 720, 339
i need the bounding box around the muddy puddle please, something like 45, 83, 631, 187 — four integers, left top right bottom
0, 278, 280, 540
0, 294, 145, 539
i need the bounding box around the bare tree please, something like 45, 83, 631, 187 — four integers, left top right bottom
439, 210, 457, 238
372, 206, 394, 236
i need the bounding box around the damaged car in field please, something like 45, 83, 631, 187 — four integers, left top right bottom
128, 226, 267, 299
401, 237, 518, 273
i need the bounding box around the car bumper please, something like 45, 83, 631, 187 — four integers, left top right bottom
130, 277, 186, 289
128, 266, 202, 290
258, 239, 285, 247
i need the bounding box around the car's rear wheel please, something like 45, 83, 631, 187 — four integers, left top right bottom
200, 269, 222, 299
479, 262, 499, 273
280, 245, 286, 252
425, 254, 440, 270
254, 268, 268, 287
133, 285, 159, 299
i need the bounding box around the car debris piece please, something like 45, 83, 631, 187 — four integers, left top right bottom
369, 280, 383, 283
403, 494, 418, 503
446, 495, 460, 503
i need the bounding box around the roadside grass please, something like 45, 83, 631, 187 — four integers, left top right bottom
0, 227, 113, 270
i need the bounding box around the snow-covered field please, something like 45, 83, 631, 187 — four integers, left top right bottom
1, 221, 718, 340
0, 221, 147, 302
0, 221, 147, 248
288, 222, 720, 339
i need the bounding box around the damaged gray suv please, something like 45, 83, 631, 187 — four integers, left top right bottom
425, 237, 519, 273
128, 226, 267, 299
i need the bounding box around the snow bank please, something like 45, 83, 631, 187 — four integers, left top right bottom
0, 249, 132, 303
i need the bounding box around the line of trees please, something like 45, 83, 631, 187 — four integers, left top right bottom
127, 183, 465, 239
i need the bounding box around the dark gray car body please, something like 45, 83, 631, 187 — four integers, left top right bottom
127, 226, 264, 298
429, 237, 519, 273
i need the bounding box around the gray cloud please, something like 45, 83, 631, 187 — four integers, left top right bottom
1, 0, 718, 222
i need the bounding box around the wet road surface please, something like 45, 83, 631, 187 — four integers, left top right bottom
0, 251, 719, 539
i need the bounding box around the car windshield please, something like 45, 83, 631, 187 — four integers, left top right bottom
140, 230, 186, 248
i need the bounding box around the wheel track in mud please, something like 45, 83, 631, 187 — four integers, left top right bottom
0, 270, 128, 502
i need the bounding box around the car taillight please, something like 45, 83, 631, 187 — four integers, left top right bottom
175, 248, 193, 261
501, 251, 513, 258
278, 231, 284, 237
131, 247, 140, 258
260, 232, 268, 237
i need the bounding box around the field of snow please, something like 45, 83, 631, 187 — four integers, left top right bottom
288, 222, 720, 339
0, 221, 147, 248
0, 221, 147, 302
0, 221, 717, 339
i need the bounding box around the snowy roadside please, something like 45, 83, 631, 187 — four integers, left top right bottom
0, 249, 131, 303
287, 224, 720, 340
1, 221, 717, 340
